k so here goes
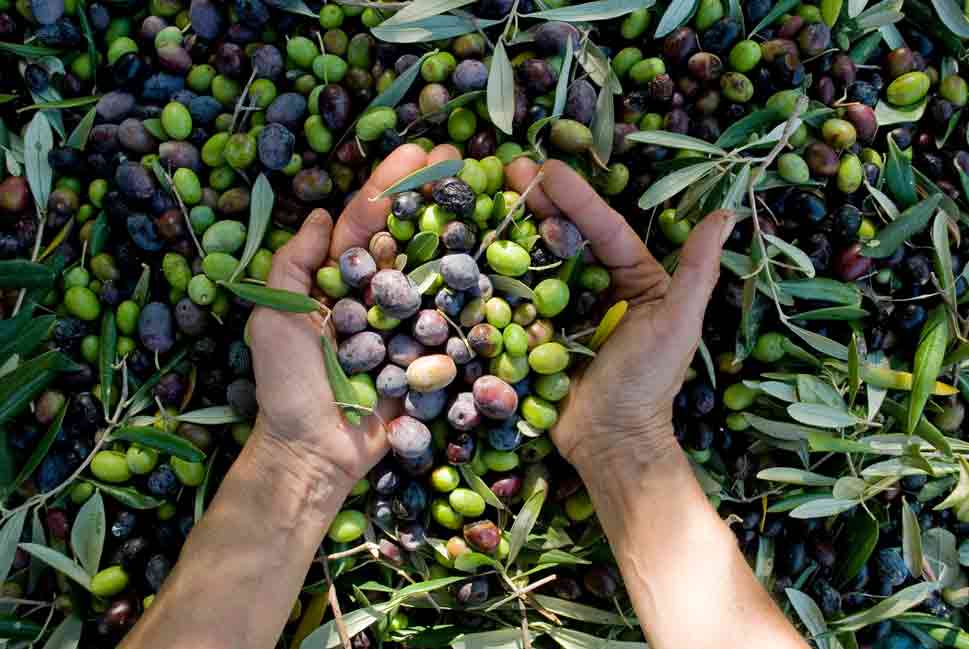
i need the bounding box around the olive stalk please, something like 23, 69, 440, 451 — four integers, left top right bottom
159, 166, 206, 259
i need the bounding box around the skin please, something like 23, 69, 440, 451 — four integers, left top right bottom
121, 145, 809, 649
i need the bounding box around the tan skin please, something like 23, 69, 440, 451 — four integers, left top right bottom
120, 144, 809, 649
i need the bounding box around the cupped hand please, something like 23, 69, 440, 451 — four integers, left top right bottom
506, 158, 735, 472
248, 144, 460, 489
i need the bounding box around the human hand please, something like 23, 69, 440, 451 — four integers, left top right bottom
506, 159, 735, 474
248, 144, 456, 490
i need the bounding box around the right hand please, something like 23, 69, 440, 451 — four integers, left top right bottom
506, 159, 735, 474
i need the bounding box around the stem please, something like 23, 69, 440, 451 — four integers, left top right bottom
474, 170, 544, 261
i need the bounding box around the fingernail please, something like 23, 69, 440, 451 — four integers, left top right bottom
719, 211, 736, 246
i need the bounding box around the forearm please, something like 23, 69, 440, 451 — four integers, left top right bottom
576, 434, 808, 649
121, 420, 351, 649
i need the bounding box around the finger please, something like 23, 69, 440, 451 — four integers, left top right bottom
330, 144, 428, 256
427, 143, 461, 164
267, 208, 333, 294
539, 160, 658, 273
664, 209, 735, 333
505, 157, 561, 219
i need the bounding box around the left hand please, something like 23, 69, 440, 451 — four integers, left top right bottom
248, 144, 461, 490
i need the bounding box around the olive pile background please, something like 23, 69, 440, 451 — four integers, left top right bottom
4, 0, 969, 647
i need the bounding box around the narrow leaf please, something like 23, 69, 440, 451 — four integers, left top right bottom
85, 480, 162, 509
6, 400, 68, 497
638, 161, 718, 210
221, 282, 320, 313
932, 0, 969, 37
763, 234, 816, 278
552, 37, 573, 118
0, 509, 28, 585
41, 614, 82, 649
489, 275, 537, 301
883, 132, 918, 207
175, 406, 248, 425
524, 0, 655, 21
832, 583, 938, 631
371, 16, 501, 42
787, 403, 860, 428
322, 336, 363, 425
405, 232, 440, 267
909, 307, 950, 433
458, 465, 507, 510
113, 426, 205, 462
902, 497, 924, 580
862, 195, 943, 258
487, 41, 515, 135
71, 491, 105, 577
99, 311, 116, 420
368, 50, 438, 109
507, 489, 546, 566
65, 106, 96, 150
626, 130, 727, 156
654, 0, 698, 37
590, 83, 615, 165
373, 160, 465, 199
757, 468, 837, 486
232, 173, 273, 282
18, 544, 91, 590
24, 112, 53, 213
0, 260, 56, 289
380, 0, 475, 24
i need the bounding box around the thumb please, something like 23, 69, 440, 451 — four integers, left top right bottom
266, 208, 333, 294
664, 209, 735, 336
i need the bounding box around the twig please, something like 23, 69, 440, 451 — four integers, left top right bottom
485, 574, 557, 612
321, 555, 352, 649
160, 166, 205, 258
230, 69, 258, 134
474, 170, 544, 261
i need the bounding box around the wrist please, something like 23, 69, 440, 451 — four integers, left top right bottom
247, 418, 356, 516
567, 416, 679, 480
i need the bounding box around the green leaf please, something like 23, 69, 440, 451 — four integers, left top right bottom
41, 614, 82, 649
750, 0, 800, 34
371, 16, 501, 42
454, 551, 500, 572
744, 413, 831, 441
455, 628, 542, 649
0, 42, 62, 57
763, 234, 816, 278
71, 491, 105, 577
934, 458, 969, 511
405, 232, 440, 267
6, 399, 67, 498
0, 313, 54, 369
65, 105, 96, 150
99, 311, 116, 420
232, 173, 273, 282
530, 595, 627, 625
716, 109, 781, 148
89, 211, 109, 257
300, 604, 393, 649
902, 497, 924, 581
368, 50, 438, 109
768, 493, 832, 513
220, 282, 320, 313
17, 95, 100, 112
24, 112, 53, 214
793, 306, 869, 321
321, 336, 363, 426
786, 589, 834, 649
85, 480, 163, 509
933, 210, 957, 310
380, 0, 475, 24
720, 163, 750, 212
638, 161, 719, 210
507, 488, 545, 566
175, 406, 248, 425
835, 508, 880, 586
374, 160, 465, 199
696, 337, 716, 389
833, 582, 938, 632
489, 275, 537, 301
0, 260, 56, 288
932, 0, 969, 37
0, 616, 43, 641
0, 509, 28, 585
143, 118, 165, 140
756, 468, 837, 486
132, 264, 151, 307
884, 132, 918, 207
458, 465, 506, 511
124, 347, 188, 416
524, 0, 655, 20
18, 543, 91, 590
546, 627, 644, 649
787, 403, 860, 428
591, 83, 615, 165
789, 498, 858, 519
909, 307, 950, 433
575, 41, 622, 93
113, 426, 205, 462
408, 259, 442, 294
849, 334, 862, 406
552, 37, 573, 118
195, 449, 218, 523
784, 322, 850, 360
0, 351, 76, 426
875, 98, 928, 126
625, 130, 727, 156
865, 180, 901, 220
881, 399, 952, 456
487, 40, 515, 135
862, 195, 942, 259
654, 0, 698, 37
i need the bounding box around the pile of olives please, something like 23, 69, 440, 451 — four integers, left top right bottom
6, 0, 969, 645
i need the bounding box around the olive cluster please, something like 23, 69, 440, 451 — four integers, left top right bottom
316, 169, 614, 604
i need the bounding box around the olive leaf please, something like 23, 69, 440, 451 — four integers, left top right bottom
716, 109, 781, 148
0, 509, 28, 585
744, 413, 831, 441
17, 96, 100, 112
321, 336, 363, 426
932, 210, 958, 311
99, 311, 116, 420
507, 488, 546, 567
792, 306, 869, 321
626, 130, 727, 157
545, 627, 644, 649
372, 160, 465, 199
405, 232, 440, 267
880, 399, 951, 456
902, 497, 925, 580
124, 347, 188, 416
143, 118, 166, 140
487, 40, 515, 136
458, 465, 507, 511
638, 161, 720, 210
696, 338, 716, 388
24, 112, 53, 215
0, 617, 43, 641
489, 275, 537, 301
789, 498, 858, 519
865, 180, 900, 220
0, 42, 62, 57
530, 595, 627, 626
380, 0, 475, 25
65, 105, 97, 150
231, 173, 273, 283
71, 491, 105, 577
862, 194, 944, 260
408, 259, 442, 294
221, 282, 320, 313
931, 0, 969, 37
934, 458, 969, 511
0, 313, 54, 369
0, 351, 77, 426
175, 406, 249, 425
76, 0, 97, 88
524, 0, 656, 21
113, 426, 206, 462
85, 480, 163, 510
0, 260, 56, 289
552, 36, 574, 118
763, 234, 816, 278
785, 589, 835, 649
833, 583, 938, 632
368, 50, 438, 110
40, 614, 82, 649
883, 132, 918, 207
784, 322, 850, 360
454, 551, 500, 573
654, 0, 699, 38
936, 109, 962, 149
195, 449, 218, 523
756, 468, 837, 486
5, 399, 67, 498
372, 16, 501, 43
89, 212, 109, 257
909, 306, 950, 434
575, 41, 622, 94
18, 544, 92, 590
787, 403, 861, 429
590, 83, 615, 165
